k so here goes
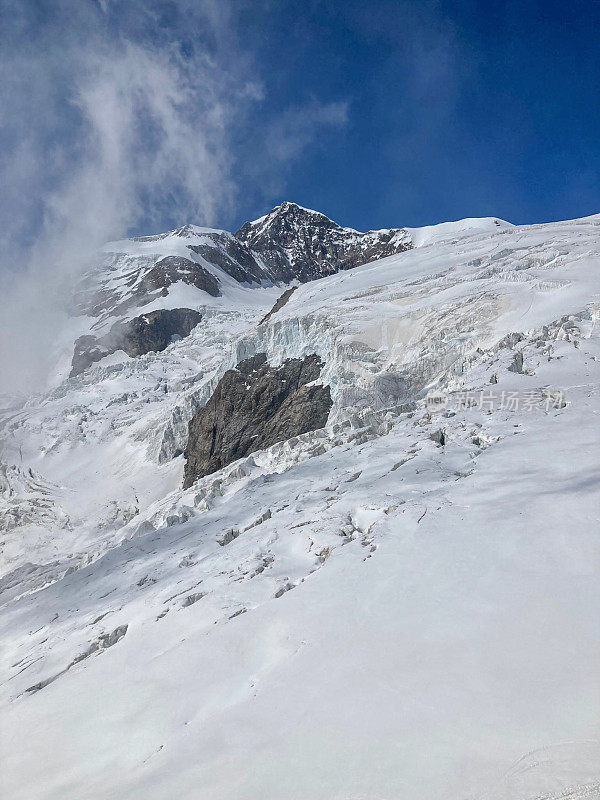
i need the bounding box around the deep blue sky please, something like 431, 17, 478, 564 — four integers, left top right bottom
231, 0, 600, 231
2, 0, 599, 262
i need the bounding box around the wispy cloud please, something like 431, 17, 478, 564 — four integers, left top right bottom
264, 99, 349, 163
0, 0, 347, 394
1, 0, 256, 261
235, 98, 350, 199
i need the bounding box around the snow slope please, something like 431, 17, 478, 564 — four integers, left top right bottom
1, 211, 599, 800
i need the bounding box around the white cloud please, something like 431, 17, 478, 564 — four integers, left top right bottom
0, 1, 349, 395
0, 2, 245, 393
265, 99, 349, 162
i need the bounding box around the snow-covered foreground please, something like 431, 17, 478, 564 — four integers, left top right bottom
1, 212, 599, 799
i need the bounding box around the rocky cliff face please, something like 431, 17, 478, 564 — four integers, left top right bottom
187, 231, 270, 285
70, 308, 203, 376
145, 256, 220, 297
183, 352, 332, 487
73, 255, 219, 321
235, 201, 413, 282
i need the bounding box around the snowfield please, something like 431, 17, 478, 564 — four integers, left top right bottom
1, 211, 599, 800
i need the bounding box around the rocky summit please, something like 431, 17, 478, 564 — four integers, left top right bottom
235, 201, 413, 282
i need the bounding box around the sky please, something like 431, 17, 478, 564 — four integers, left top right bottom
1, 0, 599, 263
236, 0, 600, 232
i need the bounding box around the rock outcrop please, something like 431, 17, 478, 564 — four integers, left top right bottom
259, 286, 297, 325
74, 255, 219, 321
70, 336, 114, 377
236, 201, 412, 282
70, 308, 203, 376
183, 353, 332, 487
145, 256, 220, 297
187, 231, 269, 285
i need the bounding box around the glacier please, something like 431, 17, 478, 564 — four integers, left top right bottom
0, 206, 599, 800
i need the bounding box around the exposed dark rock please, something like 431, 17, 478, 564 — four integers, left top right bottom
187, 231, 269, 285
145, 256, 220, 298
430, 429, 447, 446
183, 353, 332, 487
70, 336, 114, 379
259, 286, 297, 325
109, 308, 203, 358
70, 308, 203, 376
508, 352, 525, 374
236, 202, 412, 283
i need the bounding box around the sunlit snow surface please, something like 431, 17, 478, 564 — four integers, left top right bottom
1, 215, 599, 800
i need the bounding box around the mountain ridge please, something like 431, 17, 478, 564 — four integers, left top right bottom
68, 204, 511, 377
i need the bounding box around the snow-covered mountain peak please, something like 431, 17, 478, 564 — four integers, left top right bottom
237, 200, 341, 237
70, 203, 420, 371
235, 200, 413, 282
238, 201, 512, 249
84, 208, 514, 346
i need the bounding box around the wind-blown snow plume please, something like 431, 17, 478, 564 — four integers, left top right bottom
0, 0, 258, 394
0, 0, 348, 395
